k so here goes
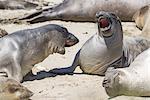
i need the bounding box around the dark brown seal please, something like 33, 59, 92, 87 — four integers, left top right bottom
20, 0, 150, 23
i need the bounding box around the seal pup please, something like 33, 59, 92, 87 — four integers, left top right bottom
0, 24, 79, 82
50, 11, 150, 75
0, 77, 33, 100
133, 5, 150, 37
20, 0, 150, 23
103, 47, 150, 97
0, 28, 8, 38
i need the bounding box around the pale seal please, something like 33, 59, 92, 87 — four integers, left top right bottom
133, 4, 150, 37
0, 24, 79, 82
20, 0, 150, 23
0, 77, 33, 100
103, 47, 150, 97
50, 11, 150, 75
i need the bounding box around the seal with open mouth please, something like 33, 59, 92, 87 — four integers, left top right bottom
0, 24, 79, 82
50, 11, 150, 76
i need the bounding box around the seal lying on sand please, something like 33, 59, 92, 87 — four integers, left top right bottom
0, 28, 8, 38
20, 0, 150, 23
0, 0, 40, 9
103, 47, 150, 97
0, 77, 33, 100
0, 24, 79, 82
50, 11, 150, 75
133, 5, 150, 37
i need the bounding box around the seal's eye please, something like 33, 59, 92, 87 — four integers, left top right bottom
99, 18, 109, 28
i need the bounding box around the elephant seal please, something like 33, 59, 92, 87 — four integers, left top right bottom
50, 11, 150, 75
0, 28, 8, 38
103, 47, 150, 97
20, 0, 150, 23
0, 77, 33, 100
0, 0, 39, 9
0, 24, 79, 82
133, 5, 150, 37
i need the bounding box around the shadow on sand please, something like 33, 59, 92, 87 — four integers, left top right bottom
23, 67, 101, 82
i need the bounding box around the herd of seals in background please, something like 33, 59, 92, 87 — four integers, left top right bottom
1, 0, 150, 100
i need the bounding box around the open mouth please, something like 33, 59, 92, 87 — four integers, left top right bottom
98, 16, 111, 32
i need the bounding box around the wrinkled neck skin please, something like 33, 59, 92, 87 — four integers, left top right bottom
98, 23, 123, 57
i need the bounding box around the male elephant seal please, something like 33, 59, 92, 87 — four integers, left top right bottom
0, 77, 33, 100
133, 5, 150, 37
0, 0, 39, 9
0, 24, 79, 82
51, 11, 150, 75
20, 0, 150, 23
0, 28, 8, 37
103, 47, 150, 97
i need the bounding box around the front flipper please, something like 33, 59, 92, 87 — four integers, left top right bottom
50, 50, 80, 75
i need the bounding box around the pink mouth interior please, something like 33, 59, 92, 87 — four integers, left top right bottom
99, 18, 109, 28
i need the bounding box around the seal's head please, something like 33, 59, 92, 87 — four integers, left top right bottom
47, 25, 79, 55
96, 11, 123, 38
103, 67, 126, 97
0, 78, 33, 100
132, 5, 149, 30
60, 26, 79, 47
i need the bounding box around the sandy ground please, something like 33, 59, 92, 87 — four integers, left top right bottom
0, 0, 150, 100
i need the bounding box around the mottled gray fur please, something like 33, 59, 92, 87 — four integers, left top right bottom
0, 24, 78, 82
